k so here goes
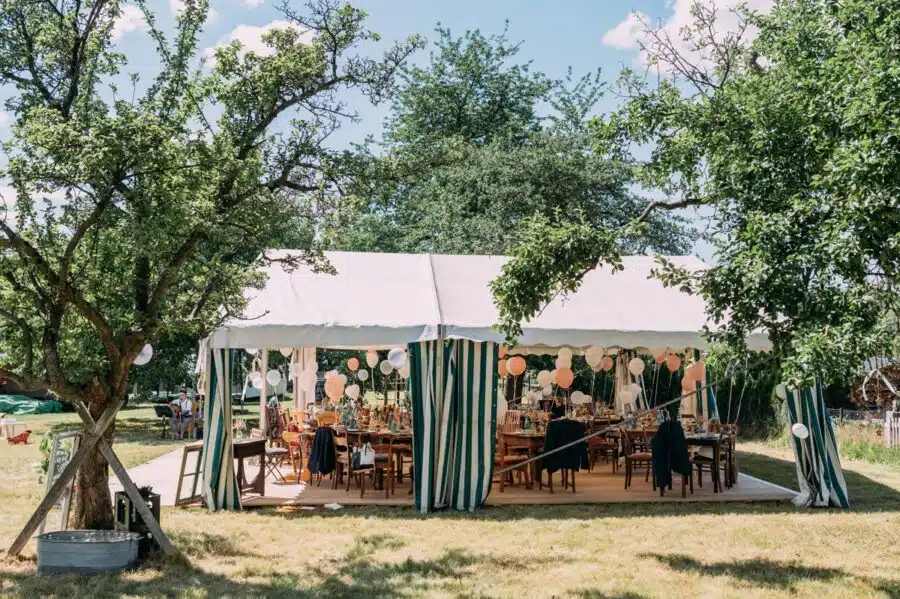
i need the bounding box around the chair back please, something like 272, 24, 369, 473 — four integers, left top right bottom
622, 428, 650, 455
282, 431, 301, 447
316, 411, 338, 427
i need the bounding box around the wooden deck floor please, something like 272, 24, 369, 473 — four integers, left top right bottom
241, 462, 796, 508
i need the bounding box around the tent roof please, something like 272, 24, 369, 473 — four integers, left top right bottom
208, 250, 769, 351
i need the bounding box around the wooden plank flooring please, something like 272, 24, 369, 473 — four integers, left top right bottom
241, 463, 796, 508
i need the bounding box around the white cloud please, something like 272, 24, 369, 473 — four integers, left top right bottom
203, 20, 312, 68
111, 4, 147, 40
170, 0, 218, 23
603, 0, 774, 66
244, 0, 264, 7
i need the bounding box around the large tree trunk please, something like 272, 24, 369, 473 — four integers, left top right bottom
69, 400, 116, 530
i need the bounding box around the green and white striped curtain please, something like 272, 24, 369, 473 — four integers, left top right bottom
409, 339, 498, 513
785, 382, 849, 508
201, 348, 241, 510
693, 349, 719, 421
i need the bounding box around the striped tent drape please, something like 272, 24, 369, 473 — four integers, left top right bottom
785, 382, 849, 508
614, 352, 633, 412
409, 339, 498, 513
692, 349, 720, 421
201, 348, 241, 511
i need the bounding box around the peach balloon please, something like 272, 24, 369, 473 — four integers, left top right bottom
600, 356, 614, 372
499, 346, 508, 359
498, 359, 508, 377
555, 367, 575, 389
656, 352, 667, 365
507, 356, 526, 377
347, 357, 360, 372
681, 377, 695, 393
666, 354, 682, 372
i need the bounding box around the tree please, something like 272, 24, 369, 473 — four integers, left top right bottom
0, 0, 420, 528
327, 26, 689, 257
491, 0, 900, 385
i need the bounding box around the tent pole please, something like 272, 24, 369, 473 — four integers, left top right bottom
260, 349, 268, 435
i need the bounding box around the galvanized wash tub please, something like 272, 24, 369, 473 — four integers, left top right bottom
37, 530, 140, 575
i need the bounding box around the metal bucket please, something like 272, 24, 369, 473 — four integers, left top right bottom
37, 530, 141, 575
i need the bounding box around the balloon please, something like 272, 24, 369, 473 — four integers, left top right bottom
499, 346, 508, 359
326, 379, 344, 401
346, 384, 360, 400
357, 369, 369, 382
338, 373, 348, 385
365, 350, 379, 368
250, 372, 263, 390
347, 357, 360, 372
379, 360, 393, 375
305, 359, 318, 374
666, 354, 682, 372
299, 370, 316, 388
542, 386, 553, 397
496, 398, 509, 419
571, 390, 585, 405
775, 383, 787, 400
326, 369, 339, 379
536, 370, 553, 387
628, 357, 645, 376
399, 362, 411, 379
558, 347, 573, 361
651, 348, 668, 362
133, 343, 153, 366
600, 356, 614, 372
266, 369, 282, 386
682, 368, 697, 383
555, 367, 574, 389
631, 385, 643, 400
694, 360, 706, 382
555, 355, 572, 370
791, 422, 809, 439
507, 356, 526, 376
388, 348, 408, 368
586, 346, 604, 362
681, 377, 694, 392
498, 359, 508, 377
280, 348, 293, 358
245, 347, 258, 356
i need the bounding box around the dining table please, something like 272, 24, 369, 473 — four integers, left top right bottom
340, 428, 414, 489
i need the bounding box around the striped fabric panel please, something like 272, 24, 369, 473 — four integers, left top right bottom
201, 348, 241, 511
692, 349, 719, 421
785, 382, 849, 508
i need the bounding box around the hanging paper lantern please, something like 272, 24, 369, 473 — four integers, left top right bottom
133, 344, 153, 366
507, 356, 526, 376
666, 354, 682, 372
600, 356, 614, 372
499, 346, 508, 359
388, 348, 408, 368
398, 362, 411, 379
558, 347, 574, 361
347, 357, 360, 372
555, 355, 572, 370
536, 370, 553, 387
555, 367, 574, 389
498, 359, 508, 377
365, 350, 379, 368
628, 357, 645, 376
357, 369, 369, 382
345, 384, 361, 400
280, 348, 293, 358
266, 369, 282, 387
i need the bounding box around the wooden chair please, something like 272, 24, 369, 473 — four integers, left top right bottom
720, 424, 740, 486
281, 431, 303, 479
691, 432, 729, 493
588, 435, 618, 472
370, 441, 395, 498
494, 431, 531, 492
315, 411, 338, 427
622, 428, 653, 490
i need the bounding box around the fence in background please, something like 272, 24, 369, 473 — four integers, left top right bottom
885, 403, 900, 448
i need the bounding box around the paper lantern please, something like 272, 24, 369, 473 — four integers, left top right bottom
133, 344, 153, 366
345, 384, 361, 400
365, 350, 379, 368
542, 386, 553, 397
499, 346, 508, 359
555, 355, 572, 370
555, 367, 574, 389
498, 359, 508, 377
399, 362, 411, 379
379, 360, 393, 375
775, 383, 787, 400
601, 356, 614, 372
266, 369, 282, 386
628, 357, 645, 376
388, 348, 407, 368
496, 398, 509, 419
537, 370, 553, 387
666, 354, 682, 372
347, 357, 360, 372
558, 347, 573, 361
357, 369, 369, 382
280, 348, 293, 358
507, 356, 526, 376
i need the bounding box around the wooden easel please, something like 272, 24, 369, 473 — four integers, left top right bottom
38, 430, 82, 534
7, 399, 175, 557
174, 442, 204, 506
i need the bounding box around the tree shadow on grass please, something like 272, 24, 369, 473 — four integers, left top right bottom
0, 534, 545, 598
640, 553, 900, 596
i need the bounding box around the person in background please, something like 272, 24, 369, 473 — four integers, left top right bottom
170, 389, 192, 440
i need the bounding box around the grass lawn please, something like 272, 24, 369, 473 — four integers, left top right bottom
1, 412, 900, 598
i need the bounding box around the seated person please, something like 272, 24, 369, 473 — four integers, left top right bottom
170, 390, 193, 440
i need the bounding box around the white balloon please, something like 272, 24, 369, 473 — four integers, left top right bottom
496, 398, 508, 420
555, 355, 572, 370
631, 385, 643, 400
133, 344, 153, 366
365, 351, 379, 368
357, 369, 370, 382
775, 383, 787, 400
542, 386, 553, 397
388, 348, 408, 368
791, 422, 809, 439
250, 372, 263, 389
345, 384, 361, 400
379, 360, 393, 375
338, 373, 348, 385
280, 348, 293, 358
326, 369, 339, 379
558, 347, 574, 361
571, 390, 584, 404
628, 357, 645, 376
246, 347, 258, 356
266, 369, 282, 387
537, 370, 553, 387
398, 362, 411, 379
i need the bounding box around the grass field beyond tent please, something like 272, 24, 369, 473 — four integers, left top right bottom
2, 411, 900, 598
